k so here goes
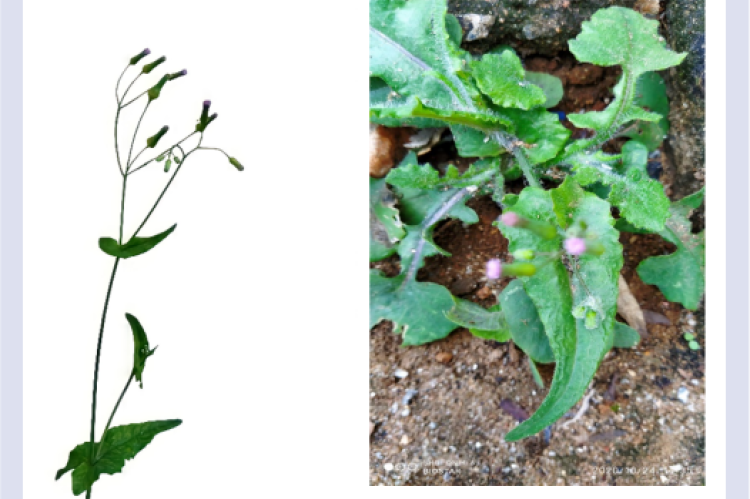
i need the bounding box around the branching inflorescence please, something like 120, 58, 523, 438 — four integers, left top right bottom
56, 48, 243, 497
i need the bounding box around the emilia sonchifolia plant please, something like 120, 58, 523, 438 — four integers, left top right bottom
370, 0, 705, 442
55, 48, 244, 496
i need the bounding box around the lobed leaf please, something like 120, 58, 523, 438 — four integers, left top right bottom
623, 72, 671, 150
56, 420, 182, 496
572, 141, 669, 232
370, 177, 406, 261
386, 156, 498, 190
471, 52, 547, 110
370, 270, 458, 345
637, 189, 705, 309
446, 299, 511, 342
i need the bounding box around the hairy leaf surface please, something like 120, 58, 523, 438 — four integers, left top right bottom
370, 177, 405, 261
637, 189, 705, 309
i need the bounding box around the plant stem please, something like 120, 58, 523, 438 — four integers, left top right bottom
131, 155, 189, 239
96, 373, 134, 459
86, 256, 121, 499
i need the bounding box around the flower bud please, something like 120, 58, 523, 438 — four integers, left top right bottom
502, 262, 537, 277
564, 237, 587, 256
196, 101, 216, 132
229, 157, 244, 171
512, 249, 535, 261
142, 56, 166, 74
168, 69, 187, 81
499, 212, 519, 227
146, 126, 169, 148
485, 259, 501, 279
147, 74, 170, 101
164, 159, 172, 173
173, 155, 181, 164
584, 310, 597, 329
130, 48, 150, 65
156, 154, 165, 162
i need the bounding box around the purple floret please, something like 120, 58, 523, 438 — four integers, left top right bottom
486, 259, 502, 279
564, 237, 587, 256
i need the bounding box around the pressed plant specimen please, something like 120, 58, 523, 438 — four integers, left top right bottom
55, 48, 244, 497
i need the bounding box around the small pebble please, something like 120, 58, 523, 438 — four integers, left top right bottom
660, 475, 668, 483
403, 389, 419, 405
436, 352, 453, 363
428, 422, 437, 430
400, 435, 411, 445
394, 368, 408, 379
384, 462, 394, 471
677, 386, 689, 403
401, 407, 411, 417
670, 464, 683, 472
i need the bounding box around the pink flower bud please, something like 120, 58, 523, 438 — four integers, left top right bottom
500, 212, 519, 227
564, 237, 587, 256
486, 258, 502, 279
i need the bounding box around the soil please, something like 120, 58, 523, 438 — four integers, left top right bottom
369, 53, 705, 486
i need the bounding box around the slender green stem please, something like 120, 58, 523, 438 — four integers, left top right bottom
197, 146, 230, 159
512, 147, 540, 188
131, 153, 192, 239
87, 257, 121, 497
121, 89, 148, 109
126, 103, 150, 174
118, 176, 127, 245
128, 132, 197, 175
96, 373, 134, 460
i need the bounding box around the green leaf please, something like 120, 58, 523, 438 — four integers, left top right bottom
637, 189, 705, 309
525, 72, 564, 108
370, 177, 406, 261
369, 78, 445, 128
446, 300, 511, 342
393, 185, 477, 226
568, 7, 686, 78
56, 420, 182, 496
370, 95, 512, 131
125, 313, 156, 388
555, 7, 685, 163
471, 52, 547, 110
499, 280, 554, 364
506, 107, 571, 164
528, 357, 545, 388
572, 141, 669, 232
499, 180, 622, 441
613, 322, 640, 348
624, 72, 670, 150
386, 156, 498, 189
99, 224, 177, 259
370, 270, 458, 345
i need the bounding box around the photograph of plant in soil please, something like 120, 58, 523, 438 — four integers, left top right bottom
55, 49, 243, 497
370, 0, 705, 485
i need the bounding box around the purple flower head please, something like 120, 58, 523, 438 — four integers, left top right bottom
178, 69, 187, 76
486, 258, 502, 280
564, 237, 587, 256
143, 48, 151, 56
500, 212, 519, 227
203, 100, 211, 108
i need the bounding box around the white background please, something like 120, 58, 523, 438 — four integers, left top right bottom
21, 1, 727, 499
23, 1, 366, 497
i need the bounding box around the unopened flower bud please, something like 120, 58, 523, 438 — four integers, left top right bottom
147, 74, 170, 101
584, 310, 597, 329
142, 56, 166, 74
229, 157, 244, 171
500, 212, 519, 227
584, 240, 605, 256
164, 159, 172, 173
502, 262, 537, 277
564, 237, 587, 256
130, 48, 150, 65
173, 155, 181, 164
146, 126, 169, 148
168, 69, 187, 81
486, 258, 501, 279
155, 154, 165, 162
512, 249, 535, 261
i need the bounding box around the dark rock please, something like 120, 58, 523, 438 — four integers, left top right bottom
663, 0, 705, 199
448, 0, 641, 55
